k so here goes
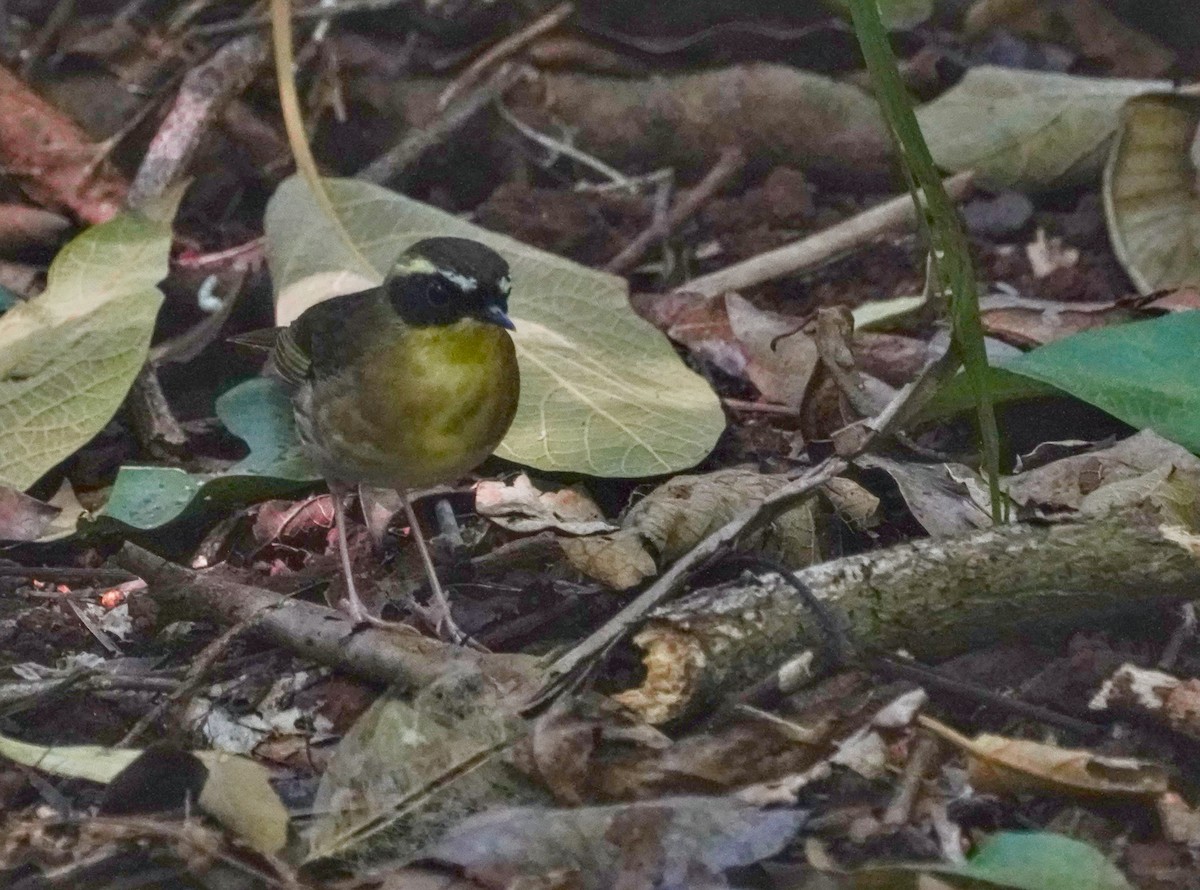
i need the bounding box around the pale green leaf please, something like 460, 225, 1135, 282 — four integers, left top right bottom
0, 209, 172, 489
0, 733, 288, 855
917, 67, 1166, 189
264, 176, 725, 478
0, 732, 139, 784
1103, 93, 1200, 294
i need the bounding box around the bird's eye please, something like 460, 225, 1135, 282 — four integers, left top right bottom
427, 278, 454, 306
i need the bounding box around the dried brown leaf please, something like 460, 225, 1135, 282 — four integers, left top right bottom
921, 715, 1168, 800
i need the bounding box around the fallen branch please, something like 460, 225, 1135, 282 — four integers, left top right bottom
614, 508, 1200, 723
359, 64, 523, 187
437, 2, 573, 109
682, 171, 974, 297
350, 64, 893, 185
525, 457, 847, 713
128, 34, 269, 208
116, 544, 541, 701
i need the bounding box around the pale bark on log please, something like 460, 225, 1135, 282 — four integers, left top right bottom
615, 511, 1200, 724
116, 544, 540, 702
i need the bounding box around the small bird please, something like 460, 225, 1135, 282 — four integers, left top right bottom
265, 236, 520, 641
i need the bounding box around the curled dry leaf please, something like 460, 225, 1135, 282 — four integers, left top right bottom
425, 796, 806, 890
308, 668, 541, 864
630, 290, 747, 379
476, 474, 617, 535
920, 715, 1168, 801
0, 485, 61, 542
1005, 429, 1200, 515
858, 455, 992, 537
1091, 663, 1200, 740
980, 292, 1133, 349
0, 733, 288, 855
1104, 93, 1200, 294
560, 467, 829, 590
726, 293, 819, 409
637, 290, 821, 409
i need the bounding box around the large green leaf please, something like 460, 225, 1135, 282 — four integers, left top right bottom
264, 176, 725, 478
0, 209, 172, 489
922, 313, 1200, 452
99, 377, 319, 530
917, 67, 1165, 189
947, 831, 1132, 890
1007, 312, 1200, 452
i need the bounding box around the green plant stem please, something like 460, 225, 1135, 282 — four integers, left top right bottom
845, 0, 1003, 521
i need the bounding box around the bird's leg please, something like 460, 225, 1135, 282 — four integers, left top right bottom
329, 481, 370, 624
401, 492, 469, 645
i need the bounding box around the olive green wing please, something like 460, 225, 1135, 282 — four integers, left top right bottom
268, 325, 313, 388
271, 288, 385, 386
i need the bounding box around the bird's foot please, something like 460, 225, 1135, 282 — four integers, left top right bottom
408, 596, 487, 652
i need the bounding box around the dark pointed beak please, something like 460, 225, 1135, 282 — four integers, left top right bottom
482, 304, 516, 330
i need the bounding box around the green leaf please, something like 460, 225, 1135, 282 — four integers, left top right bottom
920, 366, 1060, 420
99, 377, 319, 530
264, 176, 725, 478
949, 831, 1133, 890
0, 732, 140, 784
1103, 93, 1200, 294
1006, 312, 1200, 452
0, 284, 18, 315
0, 209, 173, 490
922, 314, 1200, 452
853, 832, 1132, 890
917, 67, 1166, 189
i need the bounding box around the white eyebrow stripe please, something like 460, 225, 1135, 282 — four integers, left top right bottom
440, 269, 478, 292
497, 275, 511, 295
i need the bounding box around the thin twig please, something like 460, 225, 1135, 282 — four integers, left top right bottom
605, 147, 745, 274
128, 34, 269, 208
358, 64, 522, 186
118, 593, 286, 747
722, 398, 801, 417
0, 564, 137, 584
876, 656, 1105, 737
190, 0, 408, 37
497, 101, 634, 189
882, 733, 939, 826
682, 170, 974, 296
20, 0, 73, 79
126, 365, 188, 458
439, 2, 573, 109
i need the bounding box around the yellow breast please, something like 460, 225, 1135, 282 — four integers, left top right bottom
304, 318, 519, 489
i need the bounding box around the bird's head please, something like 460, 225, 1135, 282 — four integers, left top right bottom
385, 237, 514, 331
